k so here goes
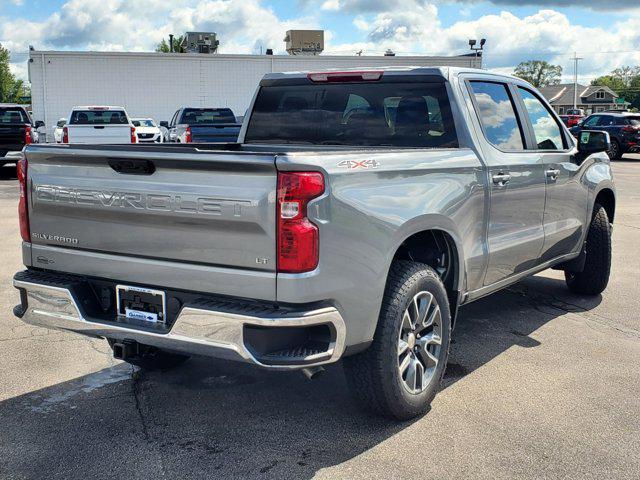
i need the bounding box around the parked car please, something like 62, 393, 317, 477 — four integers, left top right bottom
559, 114, 583, 128
0, 104, 42, 165
570, 111, 640, 159
164, 107, 240, 143
14, 67, 615, 420
63, 106, 136, 144
53, 118, 67, 143
131, 118, 163, 143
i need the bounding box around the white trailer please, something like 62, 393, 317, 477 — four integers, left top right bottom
28, 50, 482, 141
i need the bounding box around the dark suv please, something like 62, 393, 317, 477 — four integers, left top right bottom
570, 111, 640, 159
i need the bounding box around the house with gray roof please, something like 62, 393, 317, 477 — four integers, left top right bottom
538, 83, 629, 115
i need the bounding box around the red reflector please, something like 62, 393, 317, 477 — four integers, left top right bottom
185, 126, 192, 143
307, 71, 383, 83
277, 172, 324, 273
17, 156, 30, 242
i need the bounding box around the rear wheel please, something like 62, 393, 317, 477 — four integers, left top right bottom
344, 261, 452, 420
107, 339, 190, 371
565, 203, 612, 295
607, 139, 622, 160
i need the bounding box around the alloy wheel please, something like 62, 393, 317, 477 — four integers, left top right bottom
397, 291, 443, 394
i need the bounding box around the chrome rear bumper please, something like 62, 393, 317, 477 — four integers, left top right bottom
13, 271, 346, 370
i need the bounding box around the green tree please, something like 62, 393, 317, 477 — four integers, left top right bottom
0, 43, 28, 103
155, 35, 186, 53
592, 66, 640, 111
513, 60, 563, 88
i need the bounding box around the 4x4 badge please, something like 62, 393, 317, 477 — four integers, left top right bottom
337, 159, 380, 170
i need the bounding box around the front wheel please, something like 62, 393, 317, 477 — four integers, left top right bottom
344, 261, 452, 420
565, 203, 612, 295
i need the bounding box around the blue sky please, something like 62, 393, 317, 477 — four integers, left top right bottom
2, 0, 640, 82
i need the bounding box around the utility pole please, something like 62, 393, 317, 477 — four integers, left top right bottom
573, 52, 583, 110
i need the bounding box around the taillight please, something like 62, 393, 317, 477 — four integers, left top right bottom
185, 126, 192, 143
277, 171, 324, 273
130, 126, 137, 143
62, 126, 68, 143
24, 124, 33, 145
622, 125, 640, 133
17, 156, 30, 242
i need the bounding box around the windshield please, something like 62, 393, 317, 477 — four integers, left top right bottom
245, 81, 458, 148
70, 110, 128, 125
0, 108, 28, 124
132, 119, 155, 127
181, 108, 236, 125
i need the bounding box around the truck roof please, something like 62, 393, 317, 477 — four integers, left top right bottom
262, 66, 520, 83
71, 106, 127, 111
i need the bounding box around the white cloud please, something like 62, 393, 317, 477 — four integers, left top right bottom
3, 0, 640, 86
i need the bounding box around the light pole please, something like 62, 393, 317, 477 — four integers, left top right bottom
469, 39, 486, 68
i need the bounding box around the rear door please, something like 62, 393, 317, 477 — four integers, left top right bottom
26, 146, 277, 272
466, 79, 547, 286
67, 109, 131, 144
515, 86, 588, 261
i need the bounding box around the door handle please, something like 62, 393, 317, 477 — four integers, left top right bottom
545, 168, 560, 181
492, 172, 511, 186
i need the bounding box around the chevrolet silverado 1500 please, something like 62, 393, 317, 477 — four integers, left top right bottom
13, 67, 615, 419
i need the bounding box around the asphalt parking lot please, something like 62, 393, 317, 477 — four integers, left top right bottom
0, 158, 638, 480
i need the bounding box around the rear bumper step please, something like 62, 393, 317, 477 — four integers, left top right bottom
13, 270, 346, 369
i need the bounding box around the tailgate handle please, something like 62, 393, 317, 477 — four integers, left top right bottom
93, 126, 105, 129
108, 159, 156, 175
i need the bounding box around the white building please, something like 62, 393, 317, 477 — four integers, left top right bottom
28, 50, 482, 141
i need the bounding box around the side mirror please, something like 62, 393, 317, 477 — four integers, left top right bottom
159, 121, 169, 128
35, 120, 45, 129
576, 130, 609, 162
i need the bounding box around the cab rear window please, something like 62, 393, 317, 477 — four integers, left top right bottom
245, 81, 458, 148
181, 108, 236, 125
0, 108, 28, 124
70, 110, 128, 125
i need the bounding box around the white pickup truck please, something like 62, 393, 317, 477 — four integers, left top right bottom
62, 106, 136, 144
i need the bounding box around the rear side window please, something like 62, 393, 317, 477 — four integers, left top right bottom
627, 117, 640, 126
181, 108, 236, 125
245, 81, 458, 148
0, 108, 28, 124
583, 115, 600, 127
70, 110, 128, 125
469, 81, 524, 151
517, 87, 565, 150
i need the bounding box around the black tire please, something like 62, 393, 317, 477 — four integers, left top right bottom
343, 261, 452, 420
107, 339, 190, 371
565, 203, 612, 295
608, 139, 622, 160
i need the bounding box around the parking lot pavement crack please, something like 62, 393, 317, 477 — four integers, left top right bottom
131, 366, 167, 478
506, 287, 640, 340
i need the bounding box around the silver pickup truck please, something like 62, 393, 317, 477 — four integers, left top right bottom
13, 67, 615, 420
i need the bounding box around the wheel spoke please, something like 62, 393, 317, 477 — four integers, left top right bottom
399, 353, 411, 375
418, 331, 441, 347
398, 338, 409, 356
414, 359, 425, 392
406, 358, 418, 391
417, 341, 439, 366
402, 310, 414, 331
421, 304, 440, 330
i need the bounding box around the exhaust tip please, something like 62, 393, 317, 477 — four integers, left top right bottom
301, 366, 325, 380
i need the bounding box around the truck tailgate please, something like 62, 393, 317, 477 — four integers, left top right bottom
191, 124, 241, 143
26, 145, 277, 280
67, 125, 132, 144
